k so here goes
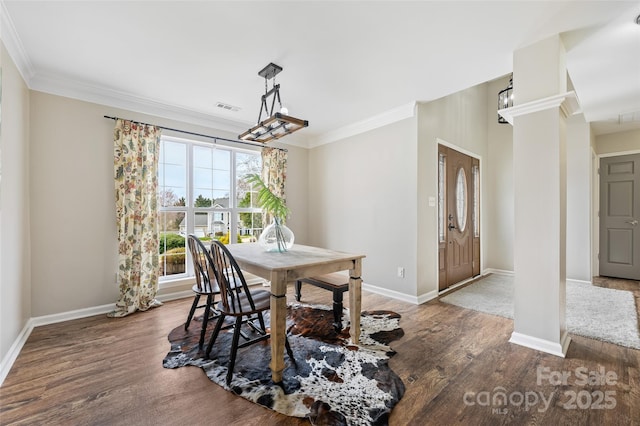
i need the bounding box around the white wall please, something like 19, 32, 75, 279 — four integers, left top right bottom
307, 117, 419, 297
28, 91, 309, 316
0, 42, 31, 369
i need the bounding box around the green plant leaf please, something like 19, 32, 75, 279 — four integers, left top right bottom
246, 173, 291, 220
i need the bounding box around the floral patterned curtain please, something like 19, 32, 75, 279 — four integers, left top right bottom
261, 147, 288, 226
108, 119, 162, 318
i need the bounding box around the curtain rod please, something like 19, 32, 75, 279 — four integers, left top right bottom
103, 115, 287, 152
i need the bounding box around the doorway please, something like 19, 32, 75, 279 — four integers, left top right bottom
438, 144, 481, 290
599, 153, 640, 280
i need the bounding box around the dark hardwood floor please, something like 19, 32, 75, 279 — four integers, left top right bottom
1, 278, 638, 425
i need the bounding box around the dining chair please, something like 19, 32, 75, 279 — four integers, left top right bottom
206, 240, 295, 385
185, 235, 221, 348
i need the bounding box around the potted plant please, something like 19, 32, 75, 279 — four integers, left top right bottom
246, 174, 294, 252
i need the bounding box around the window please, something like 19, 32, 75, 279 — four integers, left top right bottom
157, 136, 262, 281
472, 164, 480, 238
455, 167, 467, 232
438, 153, 446, 242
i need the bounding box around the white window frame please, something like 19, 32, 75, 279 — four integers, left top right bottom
158, 135, 262, 286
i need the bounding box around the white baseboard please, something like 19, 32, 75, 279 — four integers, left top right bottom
30, 303, 115, 327
0, 320, 34, 387
483, 269, 592, 287
417, 289, 439, 304
438, 272, 493, 296
362, 282, 437, 305
0, 287, 201, 387
483, 268, 514, 276
509, 331, 571, 358
157, 290, 193, 302
566, 278, 592, 286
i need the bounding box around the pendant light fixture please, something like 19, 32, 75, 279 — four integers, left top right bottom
497, 74, 514, 124
238, 63, 309, 143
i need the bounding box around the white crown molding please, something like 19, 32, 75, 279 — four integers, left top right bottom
29, 71, 251, 135
0, 1, 250, 135
498, 91, 581, 125
1, 0, 409, 150
307, 102, 417, 148
2, 0, 410, 150
0, 0, 35, 83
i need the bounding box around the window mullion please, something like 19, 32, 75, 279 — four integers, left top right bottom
229, 150, 237, 244
186, 142, 195, 276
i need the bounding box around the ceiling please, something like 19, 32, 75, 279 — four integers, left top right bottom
3, 1, 640, 147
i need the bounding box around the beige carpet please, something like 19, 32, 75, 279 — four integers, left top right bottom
441, 274, 640, 350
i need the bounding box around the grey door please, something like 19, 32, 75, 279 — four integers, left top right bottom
599, 153, 640, 280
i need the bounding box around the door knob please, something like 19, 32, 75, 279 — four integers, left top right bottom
627, 219, 639, 226
448, 223, 456, 231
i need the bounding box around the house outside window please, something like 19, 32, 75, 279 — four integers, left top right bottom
157, 136, 263, 280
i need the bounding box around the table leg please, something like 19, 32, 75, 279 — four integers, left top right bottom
269, 271, 287, 383
349, 259, 362, 344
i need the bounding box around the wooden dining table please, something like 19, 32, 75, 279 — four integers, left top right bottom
225, 243, 365, 383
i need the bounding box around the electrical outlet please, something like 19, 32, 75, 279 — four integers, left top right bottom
397, 267, 405, 278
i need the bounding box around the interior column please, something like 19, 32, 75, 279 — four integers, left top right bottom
503, 35, 578, 357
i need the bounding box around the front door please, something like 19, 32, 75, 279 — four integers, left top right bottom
599, 153, 640, 280
438, 145, 481, 290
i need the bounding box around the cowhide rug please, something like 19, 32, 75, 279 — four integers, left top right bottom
163, 303, 405, 425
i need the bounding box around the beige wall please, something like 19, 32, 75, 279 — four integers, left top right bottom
0, 42, 31, 368
417, 82, 489, 297
566, 115, 593, 282
595, 129, 640, 155
3, 46, 628, 370
482, 76, 595, 283
430, 76, 587, 286
20, 78, 608, 320
308, 117, 419, 298
307, 82, 493, 301
28, 91, 309, 316
485, 76, 515, 272
29, 92, 117, 315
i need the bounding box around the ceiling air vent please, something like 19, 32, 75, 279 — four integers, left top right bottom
216, 102, 241, 112
618, 111, 640, 124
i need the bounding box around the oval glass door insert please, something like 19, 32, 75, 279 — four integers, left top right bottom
456, 167, 467, 232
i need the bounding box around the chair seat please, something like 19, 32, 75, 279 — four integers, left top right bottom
217, 289, 271, 316
191, 281, 220, 295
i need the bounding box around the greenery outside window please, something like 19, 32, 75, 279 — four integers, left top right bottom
158, 136, 262, 281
